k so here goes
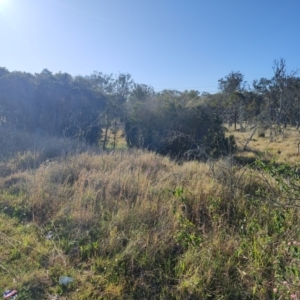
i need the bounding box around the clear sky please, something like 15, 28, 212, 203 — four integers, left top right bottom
1, 0, 300, 93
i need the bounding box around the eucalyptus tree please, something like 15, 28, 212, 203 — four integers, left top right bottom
218, 71, 246, 130
113, 73, 133, 100
271, 59, 297, 127
89, 71, 114, 94
253, 59, 299, 132
129, 83, 155, 104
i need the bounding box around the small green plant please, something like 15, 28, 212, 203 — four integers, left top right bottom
272, 241, 300, 299
173, 187, 201, 249
80, 241, 99, 260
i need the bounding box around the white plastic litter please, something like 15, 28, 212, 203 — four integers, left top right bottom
59, 276, 74, 286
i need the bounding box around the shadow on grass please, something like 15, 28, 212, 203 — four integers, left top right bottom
233, 155, 271, 167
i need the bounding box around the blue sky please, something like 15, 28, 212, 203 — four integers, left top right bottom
1, 0, 300, 93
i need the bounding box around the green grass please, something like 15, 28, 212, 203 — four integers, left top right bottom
1, 134, 300, 298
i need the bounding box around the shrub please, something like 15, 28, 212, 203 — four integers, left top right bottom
125, 99, 236, 160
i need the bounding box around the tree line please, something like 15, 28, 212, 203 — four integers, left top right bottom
0, 58, 298, 159
211, 58, 300, 134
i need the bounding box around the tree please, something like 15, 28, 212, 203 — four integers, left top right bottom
89, 71, 114, 94
0, 67, 9, 78
113, 73, 133, 100
272, 58, 298, 128
0, 70, 36, 130
125, 90, 236, 160
68, 75, 106, 144
218, 71, 246, 130
129, 83, 155, 104
253, 59, 299, 135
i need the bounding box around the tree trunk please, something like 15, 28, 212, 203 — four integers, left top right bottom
103, 115, 110, 150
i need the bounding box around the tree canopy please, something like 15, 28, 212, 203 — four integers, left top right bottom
1, 59, 300, 159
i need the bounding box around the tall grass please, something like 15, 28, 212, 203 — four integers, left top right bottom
0, 144, 300, 299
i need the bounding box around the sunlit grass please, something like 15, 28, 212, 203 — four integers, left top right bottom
1, 128, 300, 298
226, 124, 300, 164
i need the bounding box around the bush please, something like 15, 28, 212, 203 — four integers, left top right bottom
125, 99, 236, 160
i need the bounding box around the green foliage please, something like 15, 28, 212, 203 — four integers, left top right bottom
80, 241, 99, 260
125, 93, 236, 160
0, 69, 107, 145
173, 187, 201, 249
254, 159, 300, 206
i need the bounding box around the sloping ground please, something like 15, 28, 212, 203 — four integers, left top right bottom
0, 150, 300, 299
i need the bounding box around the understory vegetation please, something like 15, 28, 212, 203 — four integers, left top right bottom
1, 126, 300, 299
2, 59, 300, 299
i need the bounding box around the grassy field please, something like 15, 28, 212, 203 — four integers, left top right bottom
0, 127, 300, 299
226, 124, 300, 164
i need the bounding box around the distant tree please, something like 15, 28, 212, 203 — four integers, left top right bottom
89, 71, 114, 94
113, 73, 133, 100
0, 67, 9, 78
218, 71, 246, 130
0, 70, 36, 130
129, 83, 155, 104
68, 75, 106, 144
272, 58, 298, 128
252, 77, 275, 125
253, 59, 299, 132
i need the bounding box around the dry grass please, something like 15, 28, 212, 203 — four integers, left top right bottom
226, 124, 300, 164
1, 132, 300, 298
